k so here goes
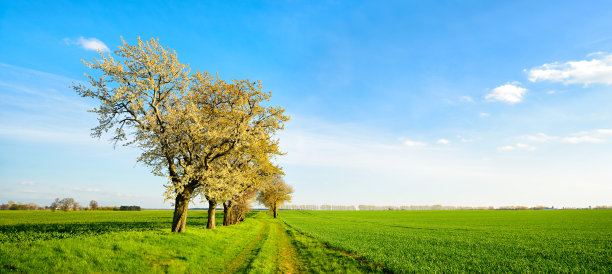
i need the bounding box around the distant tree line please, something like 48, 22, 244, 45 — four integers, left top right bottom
280, 204, 612, 211
0, 198, 141, 211
119, 206, 141, 211
49, 198, 141, 212
0, 201, 45, 210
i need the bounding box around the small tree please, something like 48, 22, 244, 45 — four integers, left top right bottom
50, 198, 60, 212
57, 198, 75, 212
258, 176, 293, 218
72, 202, 80, 211
231, 189, 257, 224
89, 200, 99, 211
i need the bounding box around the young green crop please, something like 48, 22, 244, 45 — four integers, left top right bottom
281, 210, 612, 272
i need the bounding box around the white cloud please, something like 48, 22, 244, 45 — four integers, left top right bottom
514, 130, 612, 146
547, 90, 555, 95
517, 133, 557, 142
595, 129, 612, 135
436, 139, 450, 145
515, 143, 536, 151
457, 135, 478, 143
479, 112, 490, 117
460, 96, 475, 103
404, 139, 427, 147
115, 192, 136, 198
0, 126, 95, 144
498, 143, 536, 152
20, 181, 35, 186
512, 129, 612, 146
561, 136, 605, 144
64, 37, 110, 52
528, 54, 612, 85
558, 129, 612, 144
587, 51, 606, 57
486, 83, 527, 104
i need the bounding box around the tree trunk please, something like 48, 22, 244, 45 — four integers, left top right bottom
232, 207, 239, 225
207, 200, 217, 229
238, 209, 246, 222
273, 203, 278, 218
171, 190, 192, 232
223, 200, 233, 226
233, 203, 244, 225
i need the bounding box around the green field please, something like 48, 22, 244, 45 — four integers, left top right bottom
282, 210, 612, 272
1, 210, 611, 273
0, 210, 376, 273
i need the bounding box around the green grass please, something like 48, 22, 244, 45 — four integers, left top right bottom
0, 210, 259, 272
5, 209, 608, 272
0, 210, 375, 273
249, 213, 381, 273
281, 210, 612, 272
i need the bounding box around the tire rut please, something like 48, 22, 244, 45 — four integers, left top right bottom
276, 222, 299, 273
222, 220, 270, 274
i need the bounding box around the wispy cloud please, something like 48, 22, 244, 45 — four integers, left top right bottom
528, 53, 612, 85
64, 37, 110, 52
497, 143, 536, 152
515, 129, 612, 145
566, 129, 612, 144
595, 129, 612, 135
479, 112, 490, 117
486, 82, 527, 104
115, 192, 137, 198
404, 139, 427, 147
436, 139, 450, 145
0, 63, 101, 144
517, 133, 557, 142
20, 181, 35, 186
515, 143, 536, 151
561, 136, 605, 144
0, 126, 96, 144
278, 117, 478, 172
75, 188, 103, 193
457, 135, 478, 143
460, 96, 475, 103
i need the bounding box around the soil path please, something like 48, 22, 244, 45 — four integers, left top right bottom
222, 214, 299, 273
273, 221, 299, 273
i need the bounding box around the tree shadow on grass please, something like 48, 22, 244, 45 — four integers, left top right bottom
0, 221, 165, 243
185, 216, 208, 227
0, 211, 260, 243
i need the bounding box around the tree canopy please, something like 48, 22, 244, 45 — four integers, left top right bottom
258, 176, 293, 218
74, 37, 288, 231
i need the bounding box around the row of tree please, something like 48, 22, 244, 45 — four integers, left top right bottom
74, 37, 292, 231
48, 198, 140, 211
280, 204, 612, 210
0, 199, 141, 211
0, 201, 44, 210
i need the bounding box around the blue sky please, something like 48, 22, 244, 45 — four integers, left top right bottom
1, 0, 612, 208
